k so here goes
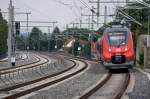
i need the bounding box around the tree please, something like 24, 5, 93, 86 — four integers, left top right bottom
73, 40, 80, 56
16, 35, 26, 50
56, 39, 63, 49
122, 0, 150, 34
53, 26, 61, 34
29, 27, 42, 50
0, 11, 8, 55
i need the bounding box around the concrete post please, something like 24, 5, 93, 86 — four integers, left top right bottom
8, 0, 13, 66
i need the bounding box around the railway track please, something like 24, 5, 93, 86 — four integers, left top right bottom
0, 52, 130, 99
0, 57, 88, 99
77, 71, 130, 99
0, 55, 46, 74
53, 52, 131, 99
114, 72, 130, 99
0, 54, 50, 89
52, 51, 98, 62
0, 54, 40, 71
0, 53, 28, 63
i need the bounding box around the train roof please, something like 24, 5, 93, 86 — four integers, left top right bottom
104, 26, 130, 33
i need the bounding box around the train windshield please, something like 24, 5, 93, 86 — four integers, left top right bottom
107, 32, 127, 47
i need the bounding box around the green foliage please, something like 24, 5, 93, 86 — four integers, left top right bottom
92, 35, 98, 42
56, 39, 63, 49
73, 40, 80, 56
126, 0, 150, 34
49, 40, 56, 51
53, 26, 61, 34
16, 35, 26, 50
68, 47, 72, 54
24, 27, 63, 51
40, 40, 48, 51
29, 27, 42, 50
81, 42, 91, 58
80, 34, 89, 41
62, 28, 91, 40
0, 11, 8, 54
139, 52, 144, 66
97, 1, 150, 36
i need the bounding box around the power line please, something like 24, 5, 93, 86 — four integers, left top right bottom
16, 21, 57, 23
118, 9, 142, 26
20, 26, 53, 27
89, 0, 134, 4
78, 0, 91, 10
78, 0, 96, 13
17, 0, 50, 18
70, 22, 104, 24
2, 12, 31, 15
51, 0, 80, 17
81, 14, 115, 16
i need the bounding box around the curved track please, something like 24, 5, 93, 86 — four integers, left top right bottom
0, 55, 40, 71
0, 56, 88, 99
0, 54, 50, 91
53, 51, 131, 99
0, 55, 47, 75
0, 53, 28, 63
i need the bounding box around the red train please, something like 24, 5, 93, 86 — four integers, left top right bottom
101, 25, 134, 69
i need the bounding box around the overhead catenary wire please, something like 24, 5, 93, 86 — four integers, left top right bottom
51, 0, 81, 18
112, 0, 128, 15
17, 0, 51, 19
78, 0, 96, 13
116, 0, 150, 22
51, 0, 90, 29
118, 8, 142, 26
78, 0, 91, 10
136, 0, 150, 7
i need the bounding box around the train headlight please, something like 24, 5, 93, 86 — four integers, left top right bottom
125, 46, 128, 51
108, 48, 111, 52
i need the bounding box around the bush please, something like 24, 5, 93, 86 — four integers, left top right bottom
139, 52, 144, 65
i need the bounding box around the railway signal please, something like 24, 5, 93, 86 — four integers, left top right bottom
15, 21, 20, 35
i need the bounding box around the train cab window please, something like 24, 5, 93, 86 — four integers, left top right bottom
107, 32, 127, 47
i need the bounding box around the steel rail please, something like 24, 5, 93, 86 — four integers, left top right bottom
56, 51, 131, 99
0, 55, 48, 75
0, 53, 28, 62
0, 59, 76, 92
0, 55, 40, 71
78, 73, 112, 99
114, 72, 130, 99
2, 58, 88, 99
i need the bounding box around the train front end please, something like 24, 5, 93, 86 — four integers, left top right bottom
101, 27, 134, 69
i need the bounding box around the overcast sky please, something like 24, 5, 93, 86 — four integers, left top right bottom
0, 0, 131, 33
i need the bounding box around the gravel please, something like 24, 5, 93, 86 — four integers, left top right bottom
3, 52, 149, 99
25, 60, 150, 99
144, 69, 150, 74
128, 69, 150, 99
0, 54, 74, 89
0, 53, 37, 69
26, 60, 108, 99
